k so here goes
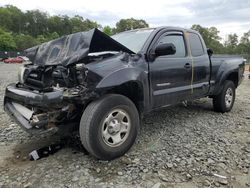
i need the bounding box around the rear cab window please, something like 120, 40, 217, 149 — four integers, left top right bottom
187, 32, 205, 57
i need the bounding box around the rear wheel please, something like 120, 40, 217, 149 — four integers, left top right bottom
79, 94, 139, 160
213, 80, 235, 113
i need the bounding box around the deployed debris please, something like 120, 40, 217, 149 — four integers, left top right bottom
29, 143, 64, 160
29, 133, 87, 161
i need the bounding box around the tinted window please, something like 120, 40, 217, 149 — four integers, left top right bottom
188, 33, 204, 57
157, 35, 186, 57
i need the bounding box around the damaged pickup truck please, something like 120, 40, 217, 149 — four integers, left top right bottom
4, 27, 245, 160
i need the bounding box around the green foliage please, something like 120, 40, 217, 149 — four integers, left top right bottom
0, 4, 249, 55
47, 15, 99, 35
191, 24, 223, 53
240, 31, 250, 44
47, 32, 59, 40
36, 32, 60, 44
6, 5, 25, 34
0, 5, 150, 51
0, 6, 13, 31
0, 27, 16, 51
0, 5, 102, 51
223, 31, 250, 54
36, 35, 47, 44
103, 26, 113, 36
237, 43, 250, 54
225, 34, 238, 47
14, 34, 38, 51
115, 18, 149, 33
0, 5, 25, 34
47, 15, 65, 36
223, 34, 238, 54
25, 10, 49, 37
191, 24, 250, 55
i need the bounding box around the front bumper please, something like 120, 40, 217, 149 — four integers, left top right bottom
4, 83, 63, 134
5, 83, 63, 106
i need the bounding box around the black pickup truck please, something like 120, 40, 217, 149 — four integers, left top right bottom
4, 27, 245, 160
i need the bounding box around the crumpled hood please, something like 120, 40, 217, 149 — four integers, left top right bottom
25, 28, 134, 67
86, 52, 130, 77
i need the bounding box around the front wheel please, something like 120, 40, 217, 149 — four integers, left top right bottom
213, 80, 236, 113
79, 94, 139, 160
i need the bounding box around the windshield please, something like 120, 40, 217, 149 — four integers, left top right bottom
111, 29, 154, 53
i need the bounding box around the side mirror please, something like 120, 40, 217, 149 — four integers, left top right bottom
207, 48, 213, 56
155, 43, 176, 57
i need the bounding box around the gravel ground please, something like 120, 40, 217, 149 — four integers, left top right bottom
0, 62, 249, 188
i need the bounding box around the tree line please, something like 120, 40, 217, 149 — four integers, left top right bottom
0, 5, 250, 56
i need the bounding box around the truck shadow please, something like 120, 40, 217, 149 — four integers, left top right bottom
144, 98, 214, 120
9, 98, 214, 163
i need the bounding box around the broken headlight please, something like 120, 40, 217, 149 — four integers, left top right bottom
18, 65, 28, 84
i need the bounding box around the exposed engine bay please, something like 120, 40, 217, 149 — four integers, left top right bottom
9, 52, 118, 133
19, 52, 117, 91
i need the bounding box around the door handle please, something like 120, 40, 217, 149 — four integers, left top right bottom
184, 63, 191, 69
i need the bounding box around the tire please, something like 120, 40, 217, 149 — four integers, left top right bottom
79, 94, 139, 160
213, 80, 236, 113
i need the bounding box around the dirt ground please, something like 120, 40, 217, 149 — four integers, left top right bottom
0, 63, 249, 188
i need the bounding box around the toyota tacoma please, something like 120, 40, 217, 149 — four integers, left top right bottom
4, 27, 245, 160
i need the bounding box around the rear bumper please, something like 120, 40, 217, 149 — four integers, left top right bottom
4, 83, 63, 134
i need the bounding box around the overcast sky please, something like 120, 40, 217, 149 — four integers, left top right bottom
1, 0, 250, 40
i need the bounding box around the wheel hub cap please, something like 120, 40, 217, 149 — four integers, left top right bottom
102, 109, 131, 147
108, 119, 121, 134
225, 88, 233, 108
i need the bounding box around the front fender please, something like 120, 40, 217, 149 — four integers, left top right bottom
96, 67, 148, 89
96, 67, 150, 112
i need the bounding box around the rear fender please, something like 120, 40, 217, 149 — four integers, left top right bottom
213, 65, 239, 95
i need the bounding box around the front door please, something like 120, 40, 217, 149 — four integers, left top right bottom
149, 31, 192, 108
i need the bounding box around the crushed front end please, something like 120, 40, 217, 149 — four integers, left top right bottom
4, 63, 98, 135
3, 28, 134, 135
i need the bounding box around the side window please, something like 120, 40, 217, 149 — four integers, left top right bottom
157, 34, 186, 57
188, 33, 204, 57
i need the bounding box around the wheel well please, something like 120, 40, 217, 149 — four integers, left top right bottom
106, 82, 144, 112
226, 72, 238, 88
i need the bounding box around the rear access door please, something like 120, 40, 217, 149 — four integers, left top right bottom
185, 32, 210, 98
